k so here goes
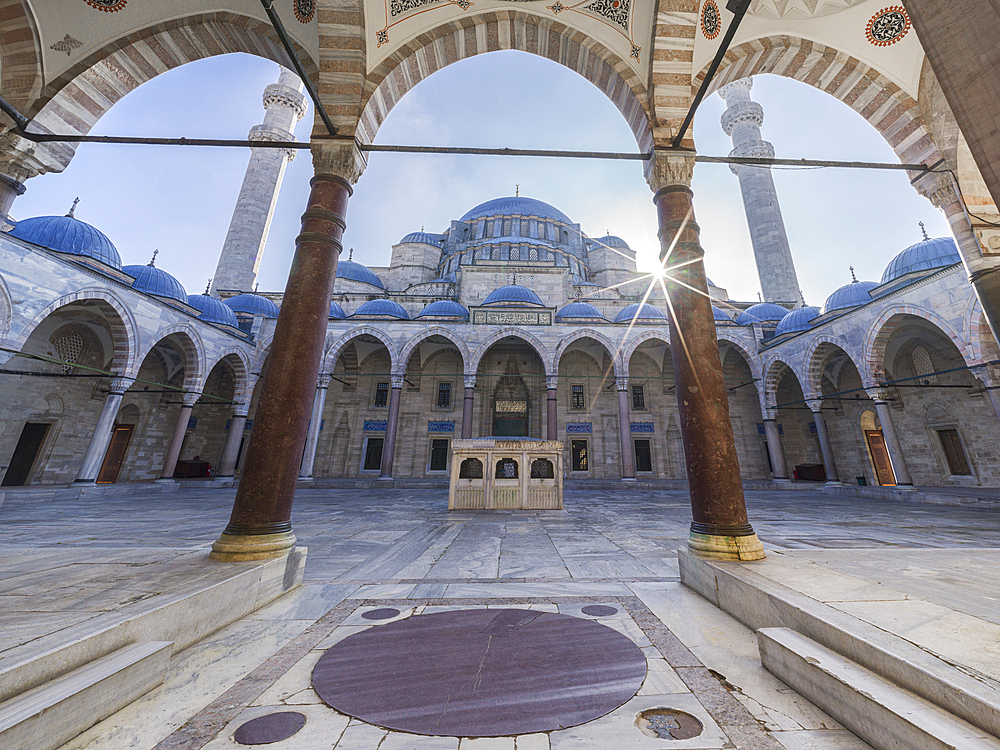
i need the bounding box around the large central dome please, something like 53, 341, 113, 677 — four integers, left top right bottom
460, 197, 572, 225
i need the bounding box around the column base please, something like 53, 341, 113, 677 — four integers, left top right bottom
688, 531, 765, 561
773, 478, 791, 483
622, 477, 638, 483
894, 484, 917, 491
209, 531, 297, 561
377, 476, 394, 481
154, 478, 177, 484
824, 480, 843, 486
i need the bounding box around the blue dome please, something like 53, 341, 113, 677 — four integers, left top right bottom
352, 298, 410, 319
400, 231, 443, 246
123, 263, 187, 302
881, 236, 960, 283
614, 302, 667, 323
416, 300, 470, 320
592, 235, 630, 250
713, 305, 734, 322
823, 280, 878, 314
556, 301, 607, 321
483, 284, 544, 307
337, 259, 384, 289
774, 306, 820, 336
460, 196, 572, 225
187, 294, 239, 326
224, 293, 280, 318
736, 303, 789, 325
329, 301, 347, 319
10, 214, 122, 269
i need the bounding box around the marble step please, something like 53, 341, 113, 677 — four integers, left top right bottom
678, 548, 1000, 738
759, 627, 1000, 750
0, 640, 173, 750
0, 548, 306, 704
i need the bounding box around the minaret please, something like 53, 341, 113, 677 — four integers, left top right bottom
211, 67, 307, 295
719, 78, 803, 305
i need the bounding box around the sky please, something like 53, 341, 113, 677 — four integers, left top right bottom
11, 49, 952, 308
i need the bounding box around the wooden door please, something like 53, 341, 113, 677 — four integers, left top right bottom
864, 430, 896, 486
2, 422, 50, 486
97, 424, 134, 484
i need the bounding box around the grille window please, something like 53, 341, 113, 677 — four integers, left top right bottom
571, 384, 585, 410
503, 219, 512, 235
632, 385, 645, 410
528, 248, 539, 261
634, 440, 652, 473
492, 247, 501, 260
54, 332, 84, 374
374, 382, 389, 408
510, 246, 519, 261
364, 438, 384, 471
437, 382, 451, 408
429, 439, 449, 471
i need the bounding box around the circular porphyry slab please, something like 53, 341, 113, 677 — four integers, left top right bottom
312, 608, 647, 737
581, 604, 619, 617
361, 607, 401, 621
233, 711, 306, 745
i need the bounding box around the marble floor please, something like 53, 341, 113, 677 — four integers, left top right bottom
2, 485, 998, 750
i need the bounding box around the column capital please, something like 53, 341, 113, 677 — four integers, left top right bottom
390, 373, 405, 389
464, 374, 477, 389
181, 391, 201, 407
108, 377, 133, 395
317, 373, 332, 388
311, 140, 366, 186
808, 402, 824, 414
912, 171, 958, 210
645, 148, 696, 193
546, 375, 559, 390
865, 388, 890, 403
616, 376, 629, 392
232, 403, 250, 418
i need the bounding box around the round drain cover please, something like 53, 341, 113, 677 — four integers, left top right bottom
635, 708, 703, 740
233, 711, 306, 745
361, 607, 401, 621
581, 605, 619, 617
313, 608, 646, 737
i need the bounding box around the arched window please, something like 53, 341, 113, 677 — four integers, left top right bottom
459, 458, 483, 479
912, 346, 936, 384
530, 458, 554, 478
495, 458, 518, 478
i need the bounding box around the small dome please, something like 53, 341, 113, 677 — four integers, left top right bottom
329, 301, 347, 319
224, 293, 280, 318
352, 298, 410, 319
483, 284, 544, 307
592, 234, 630, 250
881, 235, 960, 283
417, 300, 469, 320
10, 213, 122, 269
187, 294, 239, 327
400, 231, 443, 246
460, 196, 572, 224
614, 302, 667, 323
556, 301, 607, 322
736, 303, 789, 325
823, 280, 878, 314
712, 305, 734, 322
337, 259, 384, 289
774, 306, 820, 336
123, 262, 187, 303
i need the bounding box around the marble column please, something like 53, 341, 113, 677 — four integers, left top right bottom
300, 374, 331, 479
159, 391, 200, 480
75, 377, 132, 482
986, 387, 1000, 425
871, 395, 914, 487
616, 377, 636, 481
212, 141, 364, 561
380, 374, 404, 479
216, 405, 249, 479
810, 405, 840, 484
646, 148, 764, 560
0, 173, 26, 220
546, 375, 559, 441
462, 374, 476, 439
763, 416, 789, 481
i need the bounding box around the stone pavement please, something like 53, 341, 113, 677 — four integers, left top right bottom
1, 485, 998, 750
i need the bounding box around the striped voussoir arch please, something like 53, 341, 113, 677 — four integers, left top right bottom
20, 13, 315, 173
697, 36, 942, 168
0, 0, 43, 112
864, 304, 974, 384
353, 12, 654, 151
650, 2, 699, 135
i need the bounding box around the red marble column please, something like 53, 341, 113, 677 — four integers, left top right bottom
546, 376, 559, 441
159, 392, 199, 480
212, 143, 362, 560
616, 378, 635, 481
379, 375, 403, 479
649, 150, 763, 560
461, 375, 475, 439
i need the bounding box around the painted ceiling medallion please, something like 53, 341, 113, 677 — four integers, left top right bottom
748, 0, 866, 20
294, 0, 316, 23
701, 0, 720, 39
585, 0, 631, 31
83, 0, 126, 11
866, 6, 910, 46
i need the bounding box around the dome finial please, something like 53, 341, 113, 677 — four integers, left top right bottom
850, 265, 857, 283
148, 249, 158, 267
254, 282, 259, 293
919, 221, 929, 240
515, 183, 519, 198
66, 197, 79, 218
757, 292, 762, 303
204, 278, 212, 295
348, 248, 353, 262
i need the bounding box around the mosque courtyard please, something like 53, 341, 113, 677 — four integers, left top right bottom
1, 484, 997, 750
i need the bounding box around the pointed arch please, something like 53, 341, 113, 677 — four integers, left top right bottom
762, 355, 797, 409
698, 35, 941, 168
802, 334, 865, 401
552, 329, 623, 378
136, 325, 206, 391
966, 298, 1000, 364
715, 332, 763, 384
398, 327, 470, 372
621, 330, 671, 368
324, 326, 400, 373
203, 347, 252, 401
471, 327, 551, 375
864, 304, 975, 384
0, 272, 12, 341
